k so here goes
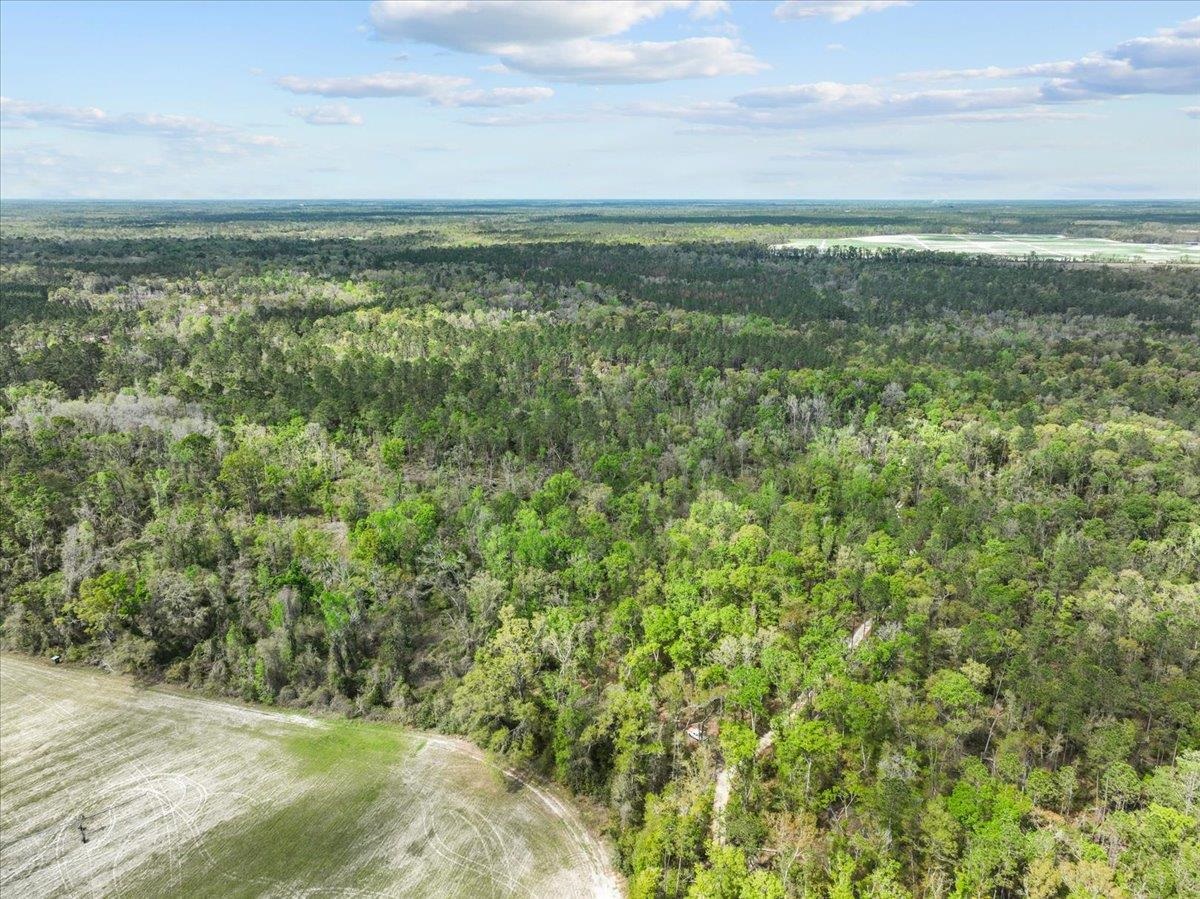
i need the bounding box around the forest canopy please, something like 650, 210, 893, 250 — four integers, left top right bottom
2, 201, 1199, 899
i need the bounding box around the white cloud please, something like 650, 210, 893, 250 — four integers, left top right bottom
774, 1, 913, 24
461, 111, 593, 127
0, 97, 280, 152
825, 43, 846, 52
631, 16, 1200, 132
4, 97, 215, 136
741, 81, 1038, 118
240, 135, 286, 148
1184, 105, 1200, 118
900, 16, 1200, 100
941, 109, 1102, 123
367, 0, 762, 83
897, 63, 1073, 82
771, 144, 912, 160
436, 87, 554, 108
370, 1, 694, 50
276, 71, 470, 98
276, 72, 554, 109
690, 1, 731, 18
626, 82, 1047, 130
1, 136, 285, 199
1, 143, 151, 197
485, 37, 763, 84
289, 104, 364, 126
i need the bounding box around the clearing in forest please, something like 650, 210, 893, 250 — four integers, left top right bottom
0, 654, 620, 899
775, 233, 1200, 262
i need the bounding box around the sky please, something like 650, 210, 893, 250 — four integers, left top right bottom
1, 0, 1198, 199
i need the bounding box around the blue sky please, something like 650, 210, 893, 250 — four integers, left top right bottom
2, 0, 1197, 199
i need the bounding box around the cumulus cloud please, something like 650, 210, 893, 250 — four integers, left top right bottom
276, 71, 555, 109
5, 97, 217, 137
0, 97, 281, 151
371, 1, 694, 49
289, 104, 364, 126
482, 37, 762, 84
900, 16, 1200, 99
1184, 105, 1200, 118
368, 0, 763, 83
625, 82, 1106, 130
276, 71, 470, 98
774, 1, 913, 23
435, 87, 555, 108
630, 16, 1200, 132
896, 63, 1072, 82
690, 1, 731, 18
641, 82, 1041, 129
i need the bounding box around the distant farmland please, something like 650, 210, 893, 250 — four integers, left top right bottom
0, 655, 620, 898
776, 233, 1200, 262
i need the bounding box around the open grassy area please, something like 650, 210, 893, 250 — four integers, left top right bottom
776, 232, 1200, 262
0, 655, 619, 898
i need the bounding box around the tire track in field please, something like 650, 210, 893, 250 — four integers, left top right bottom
1, 655, 621, 898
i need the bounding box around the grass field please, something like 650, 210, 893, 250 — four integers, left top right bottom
775, 233, 1200, 262
0, 655, 619, 898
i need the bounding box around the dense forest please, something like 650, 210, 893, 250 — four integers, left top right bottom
2, 201, 1199, 898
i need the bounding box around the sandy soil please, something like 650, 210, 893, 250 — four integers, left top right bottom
774, 234, 1200, 262
0, 654, 620, 898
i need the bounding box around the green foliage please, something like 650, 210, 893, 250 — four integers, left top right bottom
688, 844, 785, 899
719, 722, 757, 769
316, 590, 352, 633
451, 606, 543, 759
379, 437, 407, 473
3, 201, 1199, 896
351, 498, 438, 569
68, 571, 144, 636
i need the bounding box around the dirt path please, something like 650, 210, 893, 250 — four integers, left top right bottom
0, 654, 621, 898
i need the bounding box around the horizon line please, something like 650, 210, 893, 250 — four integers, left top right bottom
4, 197, 1199, 204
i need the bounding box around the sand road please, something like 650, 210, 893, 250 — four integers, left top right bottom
0, 654, 620, 898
